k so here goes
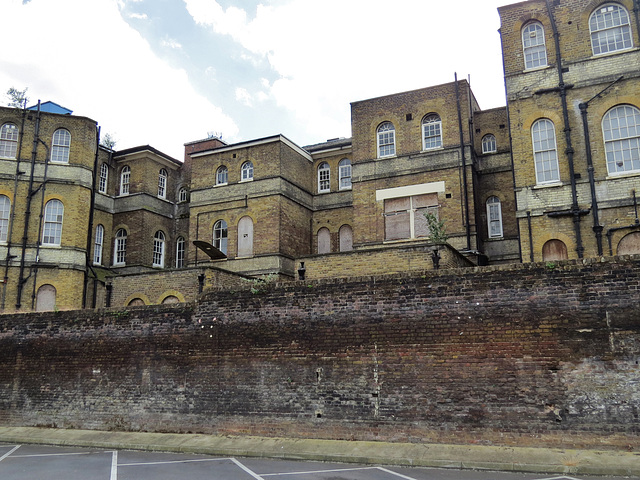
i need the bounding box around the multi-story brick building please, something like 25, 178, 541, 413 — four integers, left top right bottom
1, 0, 638, 311
499, 0, 640, 261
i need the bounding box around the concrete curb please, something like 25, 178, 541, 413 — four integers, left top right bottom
0, 427, 638, 476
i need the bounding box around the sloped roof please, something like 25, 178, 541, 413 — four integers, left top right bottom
27, 101, 73, 115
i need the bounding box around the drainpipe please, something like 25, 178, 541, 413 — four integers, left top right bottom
527, 211, 534, 262
16, 101, 41, 309
455, 73, 471, 251
633, 0, 640, 46
83, 126, 101, 308
545, 0, 584, 258
606, 190, 640, 255
2, 105, 27, 309
578, 76, 624, 257
30, 139, 51, 310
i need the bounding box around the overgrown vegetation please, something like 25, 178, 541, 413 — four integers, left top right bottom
246, 273, 278, 294
424, 211, 448, 244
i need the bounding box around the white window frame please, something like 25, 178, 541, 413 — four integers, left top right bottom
482, 134, 497, 154
486, 196, 503, 239
42, 199, 63, 246
93, 224, 104, 265
98, 163, 108, 194
241, 161, 253, 182
175, 236, 185, 268
114, 228, 127, 266
377, 122, 396, 158
213, 219, 228, 255
153, 231, 165, 267
0, 195, 10, 243
339, 158, 352, 190
178, 187, 187, 203
522, 22, 548, 70
318, 162, 330, 193
532, 118, 560, 185
51, 129, 71, 163
216, 165, 228, 185
383, 196, 439, 241
120, 166, 130, 195
602, 105, 640, 175
589, 3, 633, 56
158, 168, 167, 198
0, 123, 18, 159
422, 114, 442, 150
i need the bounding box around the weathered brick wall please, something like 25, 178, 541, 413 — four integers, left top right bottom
0, 257, 639, 449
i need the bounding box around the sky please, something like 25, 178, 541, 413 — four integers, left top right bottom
1, 0, 516, 160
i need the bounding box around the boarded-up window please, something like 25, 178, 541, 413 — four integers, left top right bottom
237, 216, 254, 257
317, 227, 331, 254
35, 284, 56, 312
617, 232, 640, 255
128, 298, 145, 306
162, 295, 180, 304
339, 225, 353, 252
542, 239, 568, 261
384, 194, 438, 240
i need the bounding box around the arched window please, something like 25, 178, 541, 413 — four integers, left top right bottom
542, 239, 568, 261
241, 161, 253, 181
0, 123, 18, 159
602, 105, 640, 175
213, 220, 228, 255
318, 162, 330, 193
522, 21, 547, 69
422, 114, 442, 150
617, 232, 640, 255
317, 227, 331, 254
178, 187, 188, 203
377, 122, 395, 158
339, 224, 353, 252
98, 163, 109, 193
120, 166, 130, 195
486, 196, 503, 238
158, 168, 167, 198
114, 228, 127, 265
93, 224, 104, 265
339, 159, 352, 190
482, 134, 497, 154
532, 119, 560, 184
51, 128, 71, 163
0, 195, 10, 243
216, 165, 228, 185
175, 236, 185, 268
237, 216, 254, 257
590, 3, 633, 56
42, 199, 63, 245
36, 284, 56, 312
153, 231, 165, 267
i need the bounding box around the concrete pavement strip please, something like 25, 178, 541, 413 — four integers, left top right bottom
0, 427, 638, 477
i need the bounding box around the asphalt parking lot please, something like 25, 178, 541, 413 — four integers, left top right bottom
1, 443, 638, 480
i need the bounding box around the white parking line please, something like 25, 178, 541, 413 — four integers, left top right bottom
11, 452, 98, 458
119, 458, 231, 467
0, 445, 20, 462
110, 451, 117, 480
260, 466, 380, 476
377, 466, 420, 479
231, 458, 266, 479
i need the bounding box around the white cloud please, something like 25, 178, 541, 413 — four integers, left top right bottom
161, 37, 183, 49
128, 12, 148, 19
184, 0, 513, 142
235, 87, 253, 107
1, 0, 238, 159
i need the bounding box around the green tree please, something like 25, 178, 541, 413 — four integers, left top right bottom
6, 87, 29, 108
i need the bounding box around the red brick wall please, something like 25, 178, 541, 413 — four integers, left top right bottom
0, 257, 639, 449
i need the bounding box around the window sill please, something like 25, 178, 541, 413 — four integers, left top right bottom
522, 64, 552, 73
214, 183, 228, 187
318, 189, 331, 194
606, 171, 640, 180
339, 186, 352, 191
532, 181, 563, 189
0, 156, 16, 160
377, 154, 396, 160
421, 146, 443, 153
40, 244, 61, 248
239, 178, 253, 183
590, 46, 636, 60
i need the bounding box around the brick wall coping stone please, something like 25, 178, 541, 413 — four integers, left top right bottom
0, 427, 637, 476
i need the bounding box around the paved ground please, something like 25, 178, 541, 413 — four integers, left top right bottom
0, 428, 639, 478
1, 443, 637, 480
